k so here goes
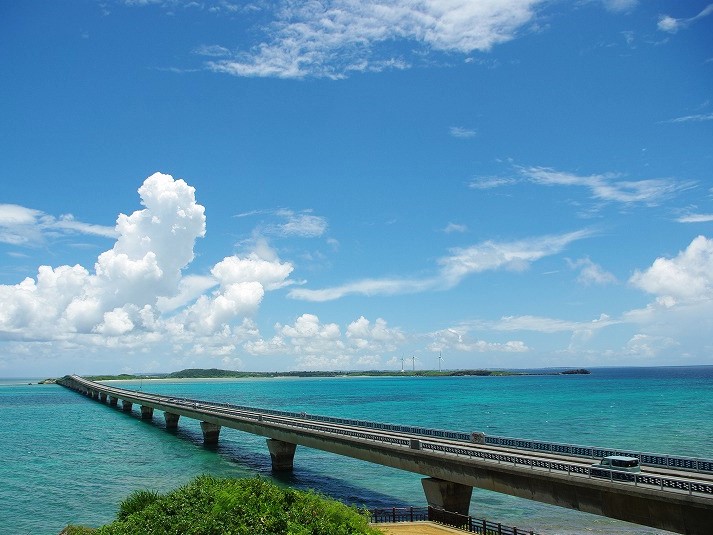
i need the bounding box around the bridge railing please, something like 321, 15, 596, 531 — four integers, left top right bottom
484, 434, 713, 474
107, 385, 473, 441
151, 395, 713, 498
64, 376, 713, 496
179, 390, 713, 476
370, 506, 539, 535
420, 440, 713, 496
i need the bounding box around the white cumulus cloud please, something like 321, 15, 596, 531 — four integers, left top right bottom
241, 314, 404, 368
429, 327, 529, 354
622, 236, 713, 360
0, 173, 206, 341
0, 173, 296, 364
630, 235, 713, 302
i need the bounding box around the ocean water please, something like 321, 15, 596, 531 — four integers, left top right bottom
1, 366, 712, 535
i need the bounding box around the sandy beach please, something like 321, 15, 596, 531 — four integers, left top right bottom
373, 522, 470, 534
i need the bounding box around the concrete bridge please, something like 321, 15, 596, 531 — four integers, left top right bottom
58, 375, 713, 534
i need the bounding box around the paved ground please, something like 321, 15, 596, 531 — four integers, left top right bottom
372, 521, 467, 534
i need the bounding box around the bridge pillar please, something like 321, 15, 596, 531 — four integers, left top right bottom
421, 477, 472, 516
100, 393, 107, 403
121, 400, 133, 412
140, 406, 154, 420
200, 421, 221, 446
164, 412, 180, 430
108, 396, 118, 407
266, 439, 297, 471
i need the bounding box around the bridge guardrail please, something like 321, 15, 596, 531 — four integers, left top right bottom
169, 390, 713, 476
421, 440, 713, 496
113, 386, 473, 441
68, 375, 713, 476
484, 435, 713, 475
63, 376, 713, 498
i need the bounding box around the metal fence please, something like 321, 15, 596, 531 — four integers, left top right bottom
370, 506, 538, 535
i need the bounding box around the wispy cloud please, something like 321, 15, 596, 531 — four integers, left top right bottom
275, 210, 327, 238
658, 3, 713, 33
287, 277, 433, 302
449, 126, 477, 138
568, 257, 618, 286
0, 204, 116, 246
289, 229, 592, 301
468, 176, 517, 190
601, 0, 638, 13
467, 313, 618, 334
438, 230, 593, 286
443, 222, 467, 234
193, 44, 231, 57
235, 208, 328, 238
676, 213, 713, 223
521, 166, 691, 206
429, 311, 620, 354
662, 112, 713, 124
204, 0, 546, 79
51, 215, 119, 238
268, 209, 328, 238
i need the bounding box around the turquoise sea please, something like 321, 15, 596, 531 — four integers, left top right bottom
1, 366, 712, 535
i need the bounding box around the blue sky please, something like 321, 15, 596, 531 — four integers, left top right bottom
1, 1, 712, 376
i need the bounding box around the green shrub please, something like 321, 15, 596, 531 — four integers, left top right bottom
117, 489, 161, 520
94, 475, 383, 535
60, 526, 97, 534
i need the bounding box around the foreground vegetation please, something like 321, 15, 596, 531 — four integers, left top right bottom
62, 475, 383, 535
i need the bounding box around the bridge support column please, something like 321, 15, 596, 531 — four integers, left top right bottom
99, 393, 107, 403
200, 422, 221, 446
121, 400, 133, 412
108, 396, 118, 407
140, 406, 154, 420
164, 412, 180, 430
421, 478, 472, 516
266, 439, 297, 471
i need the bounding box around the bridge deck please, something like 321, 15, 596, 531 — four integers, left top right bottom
58, 375, 713, 535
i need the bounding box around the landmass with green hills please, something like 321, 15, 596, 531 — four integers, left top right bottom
50, 367, 590, 382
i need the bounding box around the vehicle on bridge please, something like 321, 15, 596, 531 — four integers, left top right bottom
592, 455, 641, 472
591, 456, 641, 482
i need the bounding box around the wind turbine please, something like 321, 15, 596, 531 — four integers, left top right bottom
400, 356, 405, 373
411, 355, 419, 372
438, 351, 444, 373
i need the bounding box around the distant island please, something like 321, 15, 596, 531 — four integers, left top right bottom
44, 367, 590, 382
